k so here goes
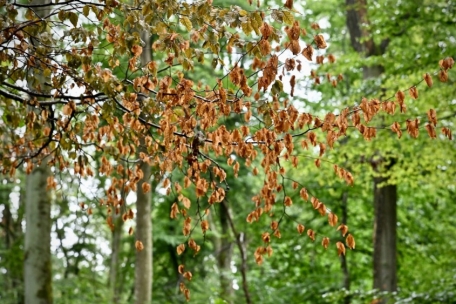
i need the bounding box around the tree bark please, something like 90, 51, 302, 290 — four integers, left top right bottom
109, 215, 123, 304
134, 157, 152, 304
134, 31, 153, 304
222, 200, 251, 304
1, 182, 25, 304
24, 1, 53, 303
24, 165, 53, 304
373, 171, 397, 294
345, 0, 397, 301
218, 201, 233, 302
339, 192, 350, 304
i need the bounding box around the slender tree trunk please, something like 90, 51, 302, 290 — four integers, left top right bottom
109, 215, 123, 304
345, 0, 396, 301
373, 171, 397, 294
134, 156, 152, 304
218, 202, 233, 302
134, 31, 153, 304
24, 165, 52, 304
2, 183, 24, 304
339, 192, 350, 304
222, 200, 251, 304
24, 1, 53, 303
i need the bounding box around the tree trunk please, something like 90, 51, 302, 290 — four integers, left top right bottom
24, 165, 52, 304
218, 201, 233, 302
1, 182, 25, 304
345, 0, 397, 301
24, 1, 53, 303
134, 157, 152, 304
109, 215, 123, 304
339, 192, 350, 304
373, 172, 397, 294
134, 31, 153, 304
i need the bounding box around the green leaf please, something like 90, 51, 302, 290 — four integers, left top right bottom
69, 12, 78, 27
58, 10, 66, 22
83, 5, 90, 17
25, 9, 34, 20
43, 68, 52, 77
282, 11, 294, 25
241, 21, 253, 36
271, 80, 283, 95
238, 9, 248, 17
180, 16, 192, 31
211, 58, 218, 69
264, 111, 272, 128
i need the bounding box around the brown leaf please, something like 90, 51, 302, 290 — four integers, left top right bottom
427, 108, 437, 126
406, 118, 420, 138
346, 234, 355, 250
135, 240, 144, 251
271, 221, 279, 230
336, 241, 346, 256
307, 229, 315, 241
284, 196, 293, 207
423, 73, 433, 87
439, 70, 448, 82
183, 271, 192, 281
178, 264, 185, 274
301, 44, 313, 61
337, 224, 349, 237
183, 288, 190, 301
142, 182, 151, 193
317, 203, 326, 216
201, 220, 209, 233
442, 127, 453, 140
321, 237, 330, 249
314, 35, 327, 49
425, 124, 436, 139
284, 0, 293, 9
328, 212, 338, 227
297, 224, 305, 234
300, 188, 309, 201
440, 57, 455, 70
409, 87, 418, 99
391, 122, 402, 139
396, 90, 405, 103
273, 229, 281, 238
131, 45, 143, 56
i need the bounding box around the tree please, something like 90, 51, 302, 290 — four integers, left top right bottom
0, 0, 453, 302
22, 1, 53, 303
345, 0, 397, 297
133, 30, 154, 304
